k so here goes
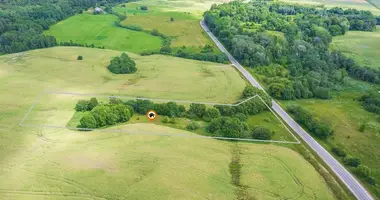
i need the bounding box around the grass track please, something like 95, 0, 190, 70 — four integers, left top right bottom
44, 14, 162, 53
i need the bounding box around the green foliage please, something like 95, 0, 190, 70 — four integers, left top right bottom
359, 91, 380, 115
203, 107, 221, 122
287, 105, 333, 139
252, 127, 272, 140
140, 6, 148, 10
359, 123, 366, 132
107, 53, 137, 74
189, 103, 206, 118
79, 112, 97, 129
162, 116, 170, 123
233, 113, 247, 121
77, 55, 83, 60
75, 98, 98, 112
170, 17, 174, 22
332, 147, 347, 157
207, 117, 249, 138
344, 156, 361, 167
186, 121, 200, 130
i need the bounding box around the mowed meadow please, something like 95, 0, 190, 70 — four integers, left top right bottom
44, 14, 162, 53
0, 46, 337, 199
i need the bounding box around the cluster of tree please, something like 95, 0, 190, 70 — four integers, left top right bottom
359, 91, 380, 115
125, 100, 186, 117
0, 0, 127, 54
287, 105, 333, 139
204, 1, 379, 100
107, 53, 137, 74
76, 97, 133, 129
331, 147, 376, 185
75, 97, 99, 111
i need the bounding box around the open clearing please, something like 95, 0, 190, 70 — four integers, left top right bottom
0, 124, 334, 200
44, 14, 162, 53
115, 0, 222, 50
0, 46, 336, 199
1, 47, 245, 102
279, 0, 380, 14
331, 26, 380, 70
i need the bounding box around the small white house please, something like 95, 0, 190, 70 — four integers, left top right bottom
94, 7, 103, 13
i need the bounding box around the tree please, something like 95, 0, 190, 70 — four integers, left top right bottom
107, 53, 137, 74
207, 117, 249, 138
75, 100, 89, 112
140, 6, 148, 10
88, 98, 98, 110
187, 121, 200, 130
77, 55, 83, 60
252, 127, 272, 140
203, 107, 221, 122
344, 156, 361, 167
189, 103, 206, 118
91, 105, 110, 127
332, 147, 346, 157
80, 113, 97, 128
170, 17, 174, 22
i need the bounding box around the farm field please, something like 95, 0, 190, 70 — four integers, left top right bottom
280, 78, 380, 197
331, 26, 380, 70
44, 14, 162, 53
0, 46, 336, 199
279, 0, 380, 14
1, 47, 245, 103
115, 0, 219, 50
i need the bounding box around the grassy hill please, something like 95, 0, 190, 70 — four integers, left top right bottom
0, 47, 337, 199
44, 14, 162, 53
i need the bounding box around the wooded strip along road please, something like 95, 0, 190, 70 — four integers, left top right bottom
200, 19, 373, 200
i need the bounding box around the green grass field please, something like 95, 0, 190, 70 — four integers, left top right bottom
280, 78, 380, 197
279, 0, 380, 14
331, 26, 380, 69
44, 14, 162, 53
0, 46, 336, 199
114, 0, 219, 50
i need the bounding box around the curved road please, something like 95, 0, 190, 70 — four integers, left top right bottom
200, 19, 374, 200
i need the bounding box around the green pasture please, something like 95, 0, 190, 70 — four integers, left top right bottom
331, 26, 380, 70
114, 0, 218, 49
44, 14, 162, 53
0, 47, 335, 199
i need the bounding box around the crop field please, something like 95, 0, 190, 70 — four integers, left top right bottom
280, 78, 380, 196
44, 14, 162, 53
331, 26, 380, 70
0, 46, 336, 199
114, 0, 220, 50
279, 0, 380, 14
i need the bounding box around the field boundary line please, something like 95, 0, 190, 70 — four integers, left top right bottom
19, 91, 301, 144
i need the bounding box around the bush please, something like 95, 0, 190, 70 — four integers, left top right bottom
162, 116, 170, 123
77, 55, 83, 60
359, 123, 366, 132
331, 147, 346, 157
189, 103, 206, 118
203, 107, 221, 122
75, 98, 98, 112
79, 112, 97, 128
187, 121, 200, 130
252, 127, 272, 140
343, 156, 361, 167
107, 53, 137, 74
367, 176, 376, 186
170, 17, 174, 22
233, 113, 247, 121
207, 117, 249, 138
140, 6, 148, 10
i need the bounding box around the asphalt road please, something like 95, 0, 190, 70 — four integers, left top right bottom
200, 19, 374, 200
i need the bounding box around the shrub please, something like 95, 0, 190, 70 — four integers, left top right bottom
367, 177, 376, 186
252, 127, 272, 140
140, 6, 148, 10
169, 117, 176, 124
233, 113, 247, 121
343, 156, 361, 167
331, 147, 346, 157
359, 123, 366, 132
107, 53, 137, 74
77, 55, 83, 60
170, 17, 174, 21
187, 121, 200, 130
162, 116, 170, 123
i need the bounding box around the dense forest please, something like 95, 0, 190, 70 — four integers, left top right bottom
0, 0, 126, 54
204, 1, 380, 100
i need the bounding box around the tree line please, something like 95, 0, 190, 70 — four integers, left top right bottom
74, 86, 274, 140
0, 0, 127, 54
204, 1, 379, 100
